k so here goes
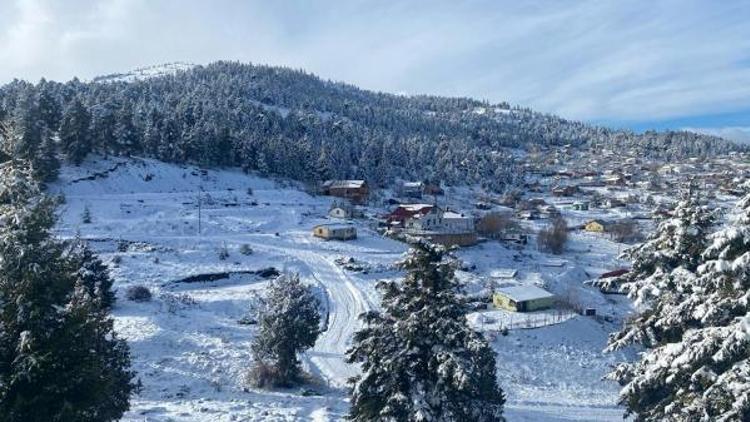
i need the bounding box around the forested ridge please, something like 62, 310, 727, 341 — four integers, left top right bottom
0, 61, 738, 189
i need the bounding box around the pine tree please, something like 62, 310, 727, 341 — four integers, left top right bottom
65, 241, 116, 310
0, 161, 137, 421
347, 241, 505, 422
30, 130, 60, 183
59, 98, 92, 165
112, 103, 139, 155
606, 194, 748, 421
592, 196, 715, 303
250, 273, 321, 388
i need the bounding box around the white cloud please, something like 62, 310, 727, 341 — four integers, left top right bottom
684, 127, 750, 145
0, 0, 748, 124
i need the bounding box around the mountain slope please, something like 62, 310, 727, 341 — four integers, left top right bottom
0, 61, 738, 191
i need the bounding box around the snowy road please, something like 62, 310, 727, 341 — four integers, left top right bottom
296, 251, 369, 388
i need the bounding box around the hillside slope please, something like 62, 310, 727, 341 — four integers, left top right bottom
0, 61, 738, 193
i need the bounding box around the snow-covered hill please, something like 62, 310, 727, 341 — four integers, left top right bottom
92, 62, 195, 83
50, 157, 634, 421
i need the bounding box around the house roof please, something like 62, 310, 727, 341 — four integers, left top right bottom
587, 219, 611, 226
401, 203, 434, 212
324, 180, 366, 189
490, 269, 517, 279
442, 211, 468, 219
402, 181, 424, 188
314, 224, 355, 230
496, 285, 555, 302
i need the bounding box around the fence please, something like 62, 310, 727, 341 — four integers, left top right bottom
486, 308, 577, 331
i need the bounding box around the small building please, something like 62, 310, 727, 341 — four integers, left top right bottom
499, 233, 528, 245
312, 224, 357, 241
572, 201, 589, 211
585, 219, 610, 233
490, 269, 518, 280
399, 181, 424, 198
328, 201, 361, 219
552, 185, 578, 197
493, 285, 556, 312
516, 210, 539, 220
322, 180, 369, 204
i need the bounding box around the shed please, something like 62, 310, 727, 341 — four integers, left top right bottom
312, 224, 357, 241
493, 285, 555, 312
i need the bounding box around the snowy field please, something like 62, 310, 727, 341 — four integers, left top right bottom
51, 157, 635, 421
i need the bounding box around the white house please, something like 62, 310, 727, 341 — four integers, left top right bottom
404, 207, 474, 234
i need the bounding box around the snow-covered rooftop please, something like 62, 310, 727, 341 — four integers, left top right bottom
496, 285, 555, 302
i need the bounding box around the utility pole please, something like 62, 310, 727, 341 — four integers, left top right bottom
197, 187, 202, 236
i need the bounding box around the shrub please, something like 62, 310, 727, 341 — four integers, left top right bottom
246, 361, 284, 389
81, 206, 92, 224
126, 285, 152, 302
218, 243, 230, 260
240, 244, 254, 255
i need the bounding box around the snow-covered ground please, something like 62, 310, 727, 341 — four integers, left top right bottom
51, 157, 635, 421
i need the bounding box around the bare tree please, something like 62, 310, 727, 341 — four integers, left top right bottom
537, 216, 568, 254
610, 219, 642, 243
476, 212, 519, 238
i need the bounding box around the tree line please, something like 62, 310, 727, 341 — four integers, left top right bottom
0, 61, 738, 189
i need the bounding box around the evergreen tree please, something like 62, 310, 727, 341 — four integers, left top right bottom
10, 94, 43, 161
112, 103, 139, 155
30, 130, 60, 183
347, 241, 505, 422
0, 161, 137, 421
592, 196, 715, 302
65, 241, 117, 310
606, 194, 748, 421
35, 82, 61, 131
250, 273, 321, 388
59, 98, 92, 165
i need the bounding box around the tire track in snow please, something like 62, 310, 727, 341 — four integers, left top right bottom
293, 250, 369, 388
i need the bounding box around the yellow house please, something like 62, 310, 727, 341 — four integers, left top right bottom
312, 224, 357, 240
585, 219, 609, 233
493, 285, 555, 312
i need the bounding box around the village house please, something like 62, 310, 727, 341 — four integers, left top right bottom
398, 181, 424, 198
551, 185, 578, 197
538, 205, 560, 219
493, 285, 556, 312
312, 224, 357, 240
441, 210, 475, 233
402, 206, 478, 247
321, 180, 369, 204
572, 200, 589, 211
328, 201, 362, 219
584, 219, 610, 233
385, 203, 434, 228
516, 209, 539, 220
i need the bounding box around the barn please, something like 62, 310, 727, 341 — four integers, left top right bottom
312, 224, 357, 240
493, 285, 555, 312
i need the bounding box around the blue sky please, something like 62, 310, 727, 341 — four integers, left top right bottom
1, 0, 748, 142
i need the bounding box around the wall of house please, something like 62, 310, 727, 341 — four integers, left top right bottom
493, 294, 518, 311
525, 296, 555, 311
